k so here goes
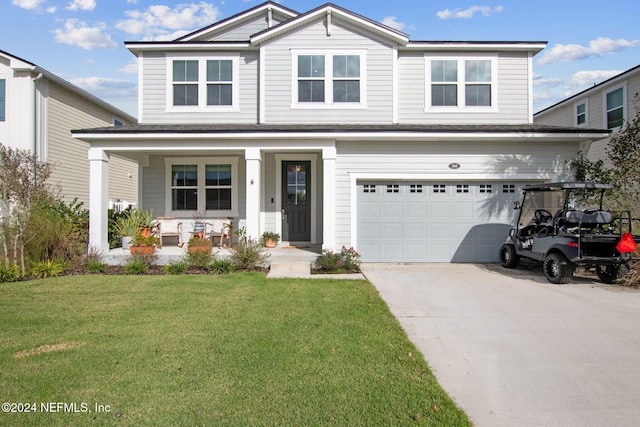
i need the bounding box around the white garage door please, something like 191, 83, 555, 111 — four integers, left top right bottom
357, 181, 527, 262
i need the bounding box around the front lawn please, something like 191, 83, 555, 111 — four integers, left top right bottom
0, 273, 470, 426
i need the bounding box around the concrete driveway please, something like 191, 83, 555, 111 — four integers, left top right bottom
361, 263, 640, 427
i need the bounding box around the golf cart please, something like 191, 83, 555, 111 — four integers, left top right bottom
499, 182, 639, 284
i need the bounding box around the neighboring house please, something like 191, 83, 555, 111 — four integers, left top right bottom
0, 49, 138, 210
534, 64, 640, 166
73, 2, 609, 262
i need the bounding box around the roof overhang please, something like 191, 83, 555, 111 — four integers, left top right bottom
404, 41, 547, 55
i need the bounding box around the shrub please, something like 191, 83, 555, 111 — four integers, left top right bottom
87, 259, 108, 274
163, 261, 188, 275
316, 246, 361, 273
0, 263, 22, 283
31, 260, 66, 279
186, 249, 214, 269
209, 258, 235, 274
230, 228, 269, 270
125, 260, 149, 275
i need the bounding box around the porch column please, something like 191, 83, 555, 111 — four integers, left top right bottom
322, 146, 337, 251
88, 148, 110, 253
245, 148, 262, 240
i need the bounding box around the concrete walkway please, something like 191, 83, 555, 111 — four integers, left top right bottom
362, 263, 640, 427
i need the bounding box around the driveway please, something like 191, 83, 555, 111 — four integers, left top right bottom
361, 263, 640, 427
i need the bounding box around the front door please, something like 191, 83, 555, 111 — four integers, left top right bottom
282, 161, 311, 242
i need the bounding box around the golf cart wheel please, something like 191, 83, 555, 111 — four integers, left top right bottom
499, 244, 520, 268
543, 252, 574, 284
596, 263, 629, 284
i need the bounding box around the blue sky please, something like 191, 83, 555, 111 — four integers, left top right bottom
3, 0, 639, 118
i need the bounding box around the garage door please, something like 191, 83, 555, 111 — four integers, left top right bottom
357, 181, 527, 262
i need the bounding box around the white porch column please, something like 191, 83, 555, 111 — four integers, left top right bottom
322, 146, 337, 251
245, 148, 262, 240
88, 148, 110, 253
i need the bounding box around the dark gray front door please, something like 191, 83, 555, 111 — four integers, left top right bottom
282, 161, 311, 241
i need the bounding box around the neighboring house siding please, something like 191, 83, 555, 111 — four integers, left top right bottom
332, 140, 577, 246
262, 18, 394, 124
398, 52, 531, 124
140, 51, 259, 124
47, 83, 138, 206
0, 63, 33, 152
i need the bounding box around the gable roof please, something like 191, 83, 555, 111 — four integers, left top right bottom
176, 1, 298, 42
535, 64, 640, 116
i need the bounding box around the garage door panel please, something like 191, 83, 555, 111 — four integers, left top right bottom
406, 201, 427, 217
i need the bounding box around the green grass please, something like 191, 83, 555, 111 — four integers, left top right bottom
0, 274, 470, 426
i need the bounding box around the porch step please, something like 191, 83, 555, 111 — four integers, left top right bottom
267, 261, 312, 279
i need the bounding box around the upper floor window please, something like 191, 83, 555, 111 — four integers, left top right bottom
0, 79, 5, 121
166, 55, 238, 111
605, 86, 625, 129
292, 50, 366, 108
425, 56, 496, 111
575, 101, 587, 126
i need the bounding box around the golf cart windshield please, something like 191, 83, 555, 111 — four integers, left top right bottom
519, 187, 606, 228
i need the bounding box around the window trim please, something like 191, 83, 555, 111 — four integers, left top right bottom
165, 53, 240, 113
574, 99, 588, 126
164, 157, 239, 218
291, 49, 367, 109
603, 83, 626, 130
0, 78, 5, 122
424, 54, 498, 112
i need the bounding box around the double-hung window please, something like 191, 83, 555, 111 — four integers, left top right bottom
293, 50, 366, 107
426, 55, 496, 110
166, 158, 238, 216
0, 79, 5, 121
167, 55, 238, 111
605, 86, 625, 129
575, 101, 588, 126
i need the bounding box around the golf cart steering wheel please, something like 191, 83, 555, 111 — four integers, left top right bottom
534, 209, 553, 223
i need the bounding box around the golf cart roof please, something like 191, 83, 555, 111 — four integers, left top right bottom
523, 182, 614, 191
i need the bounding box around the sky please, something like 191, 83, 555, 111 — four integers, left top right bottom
2, 0, 639, 118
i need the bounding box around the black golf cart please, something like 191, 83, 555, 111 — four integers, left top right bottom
499, 182, 638, 284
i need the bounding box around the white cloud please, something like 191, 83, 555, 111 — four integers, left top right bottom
12, 0, 45, 9
437, 5, 504, 19
71, 76, 136, 96
115, 2, 221, 39
537, 37, 640, 65
533, 76, 563, 86
569, 70, 622, 87
381, 16, 406, 31
119, 59, 138, 75
46, 6, 56, 13
66, 0, 96, 11
53, 19, 118, 50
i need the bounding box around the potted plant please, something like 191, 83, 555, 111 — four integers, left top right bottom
135, 208, 155, 237
129, 233, 160, 255
113, 210, 141, 248
187, 236, 212, 254
260, 231, 280, 248
192, 211, 206, 238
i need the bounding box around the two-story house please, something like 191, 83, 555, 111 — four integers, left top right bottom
534, 64, 640, 166
0, 49, 138, 209
73, 2, 609, 262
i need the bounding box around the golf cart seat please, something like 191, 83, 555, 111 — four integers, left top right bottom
556, 209, 613, 230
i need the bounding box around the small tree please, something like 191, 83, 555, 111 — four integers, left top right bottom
0, 144, 55, 273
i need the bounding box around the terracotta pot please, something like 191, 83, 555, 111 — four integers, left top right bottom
130, 245, 155, 255
188, 245, 212, 254
138, 227, 152, 237
265, 239, 277, 248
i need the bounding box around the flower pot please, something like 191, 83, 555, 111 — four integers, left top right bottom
188, 245, 212, 254
122, 236, 133, 249
130, 245, 156, 255
138, 227, 153, 237
264, 239, 277, 248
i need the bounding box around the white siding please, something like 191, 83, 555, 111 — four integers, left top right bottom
140, 51, 259, 124
262, 17, 395, 124
333, 140, 578, 248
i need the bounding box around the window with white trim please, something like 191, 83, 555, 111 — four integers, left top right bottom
292, 50, 366, 108
0, 79, 5, 121
575, 101, 587, 126
605, 86, 625, 129
456, 184, 470, 193
166, 157, 238, 216
167, 55, 239, 111
479, 184, 493, 193
425, 55, 496, 110
433, 184, 446, 194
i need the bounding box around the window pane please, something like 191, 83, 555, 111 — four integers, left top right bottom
432, 84, 457, 106
298, 80, 325, 102
577, 114, 586, 125
173, 84, 198, 106
577, 103, 585, 115
432, 60, 457, 82
0, 79, 5, 121
172, 189, 197, 210
205, 164, 232, 186
172, 165, 198, 187
206, 189, 232, 210
207, 60, 232, 82
608, 108, 624, 129
465, 60, 491, 82
173, 60, 198, 82
465, 84, 491, 106
333, 55, 359, 78
298, 55, 325, 78
334, 80, 360, 102
607, 88, 623, 109
207, 84, 232, 105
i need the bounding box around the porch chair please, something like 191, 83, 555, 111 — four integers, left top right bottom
205, 218, 233, 247
155, 216, 183, 247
